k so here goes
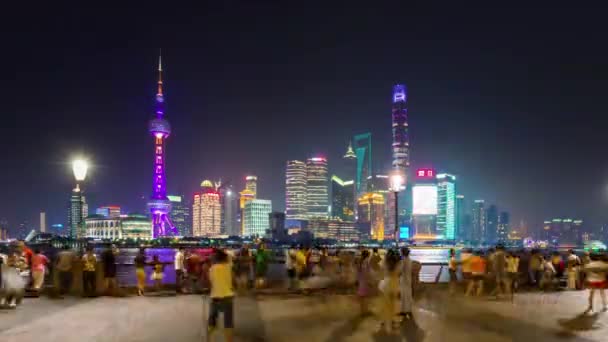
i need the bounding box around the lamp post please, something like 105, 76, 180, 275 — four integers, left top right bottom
390, 173, 404, 247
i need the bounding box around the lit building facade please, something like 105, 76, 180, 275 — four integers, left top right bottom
472, 200, 487, 243
353, 133, 372, 195
497, 211, 510, 243
96, 206, 121, 218
220, 186, 238, 236
269, 212, 286, 240
412, 169, 438, 239
456, 194, 466, 241
192, 180, 222, 237
68, 186, 88, 238
244, 199, 272, 237
331, 175, 355, 221
391, 84, 410, 177
486, 205, 499, 244
358, 192, 385, 241
245, 175, 258, 198
543, 218, 583, 246
306, 157, 329, 219
308, 219, 359, 242
285, 160, 308, 220
169, 195, 191, 237
436, 174, 456, 240
147, 53, 177, 237
85, 214, 152, 240
239, 189, 255, 235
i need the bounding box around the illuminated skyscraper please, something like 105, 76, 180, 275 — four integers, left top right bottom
436, 174, 456, 240
456, 194, 466, 240
169, 195, 191, 237
331, 175, 355, 221
239, 189, 255, 235
472, 200, 486, 243
358, 192, 385, 241
353, 133, 372, 195
244, 199, 272, 237
192, 180, 222, 237
220, 186, 238, 236
497, 211, 510, 244
391, 84, 410, 176
245, 176, 258, 198
306, 157, 329, 219
147, 52, 177, 237
285, 160, 308, 220
486, 205, 498, 244
68, 186, 88, 238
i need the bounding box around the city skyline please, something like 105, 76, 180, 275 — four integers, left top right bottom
2, 4, 608, 236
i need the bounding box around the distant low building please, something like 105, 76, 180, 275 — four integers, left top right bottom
309, 218, 359, 242
85, 214, 152, 240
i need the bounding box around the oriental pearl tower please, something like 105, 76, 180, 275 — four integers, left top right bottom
147, 52, 177, 237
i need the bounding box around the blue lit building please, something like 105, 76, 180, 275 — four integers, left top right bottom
436, 174, 456, 240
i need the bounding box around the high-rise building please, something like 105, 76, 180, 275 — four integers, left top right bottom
486, 205, 498, 244
239, 189, 255, 236
411, 169, 438, 239
331, 175, 355, 221
147, 52, 177, 237
96, 206, 121, 218
357, 192, 385, 241
68, 186, 88, 238
544, 218, 583, 246
497, 211, 510, 244
472, 200, 486, 243
245, 176, 258, 198
40, 212, 46, 233
353, 133, 372, 195
308, 218, 359, 242
192, 180, 222, 237
268, 212, 286, 240
456, 194, 466, 241
343, 142, 357, 180
220, 186, 238, 236
0, 218, 8, 240
436, 174, 456, 240
244, 199, 272, 237
391, 84, 410, 177
285, 160, 308, 220
306, 157, 329, 219
168, 195, 191, 237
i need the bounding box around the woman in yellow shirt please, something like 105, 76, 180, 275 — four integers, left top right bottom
208, 249, 235, 342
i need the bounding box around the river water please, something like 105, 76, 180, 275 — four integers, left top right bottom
108, 247, 454, 286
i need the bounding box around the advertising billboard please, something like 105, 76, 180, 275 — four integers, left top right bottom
413, 185, 438, 215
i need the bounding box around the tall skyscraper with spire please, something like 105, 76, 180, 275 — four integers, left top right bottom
147, 52, 177, 237
391, 84, 410, 177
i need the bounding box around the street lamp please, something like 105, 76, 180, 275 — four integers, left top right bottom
72, 159, 88, 183
390, 173, 404, 247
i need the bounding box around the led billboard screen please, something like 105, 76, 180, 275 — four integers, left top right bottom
413, 185, 438, 215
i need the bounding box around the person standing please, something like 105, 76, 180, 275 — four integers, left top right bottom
55, 245, 75, 296
448, 248, 458, 295
398, 247, 414, 319
466, 251, 486, 297
235, 247, 252, 293
285, 245, 297, 290
101, 245, 118, 296
583, 253, 608, 314
134, 248, 146, 296
379, 249, 400, 332
207, 249, 235, 342
567, 250, 580, 290
31, 249, 48, 294
506, 252, 520, 298
174, 247, 185, 294
151, 255, 164, 292
82, 247, 97, 297
492, 245, 508, 298
254, 244, 270, 289
356, 250, 373, 316
528, 250, 543, 287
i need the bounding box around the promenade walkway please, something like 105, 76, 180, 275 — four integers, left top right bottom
0, 288, 607, 341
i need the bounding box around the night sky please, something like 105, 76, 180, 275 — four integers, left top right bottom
2, 3, 608, 235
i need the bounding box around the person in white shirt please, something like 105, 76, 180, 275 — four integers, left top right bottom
583, 254, 608, 314
174, 247, 185, 293
567, 250, 581, 290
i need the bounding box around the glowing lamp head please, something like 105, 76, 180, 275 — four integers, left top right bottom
390, 173, 403, 192
72, 159, 88, 182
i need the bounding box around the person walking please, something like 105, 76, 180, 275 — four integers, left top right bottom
491, 245, 508, 298
379, 249, 400, 332
506, 252, 520, 298
466, 251, 486, 297
448, 248, 458, 295
174, 247, 185, 294
285, 245, 297, 290
2, 250, 26, 308
55, 245, 75, 296
31, 249, 48, 294
101, 244, 118, 296
528, 250, 543, 287
235, 247, 252, 293
567, 250, 580, 290
82, 247, 97, 297
356, 250, 373, 316
540, 255, 556, 291
207, 249, 235, 342
583, 253, 608, 314
134, 248, 146, 296
151, 255, 164, 292
399, 247, 414, 319
254, 244, 270, 289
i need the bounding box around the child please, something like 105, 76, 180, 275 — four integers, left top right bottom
150, 255, 164, 291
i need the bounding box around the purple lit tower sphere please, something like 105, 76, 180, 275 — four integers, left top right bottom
147, 53, 177, 237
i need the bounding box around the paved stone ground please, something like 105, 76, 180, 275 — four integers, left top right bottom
0, 288, 607, 341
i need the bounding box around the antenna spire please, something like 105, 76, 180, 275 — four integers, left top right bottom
157, 49, 163, 96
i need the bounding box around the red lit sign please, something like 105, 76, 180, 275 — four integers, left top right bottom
416, 168, 435, 179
